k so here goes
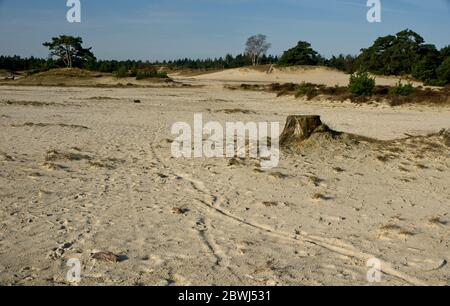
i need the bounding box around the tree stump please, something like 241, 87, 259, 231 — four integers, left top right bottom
280, 115, 327, 147
440, 129, 450, 147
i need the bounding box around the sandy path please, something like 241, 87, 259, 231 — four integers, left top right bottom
0, 84, 449, 285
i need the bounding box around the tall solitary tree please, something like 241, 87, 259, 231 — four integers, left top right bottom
43, 35, 95, 68
245, 34, 271, 66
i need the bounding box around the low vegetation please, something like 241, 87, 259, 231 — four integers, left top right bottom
114, 66, 168, 80
389, 81, 415, 96
348, 72, 375, 96
228, 76, 450, 106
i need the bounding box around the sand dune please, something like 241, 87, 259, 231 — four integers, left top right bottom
0, 72, 449, 286
179, 66, 421, 87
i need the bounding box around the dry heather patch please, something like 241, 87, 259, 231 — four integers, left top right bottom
226, 82, 450, 106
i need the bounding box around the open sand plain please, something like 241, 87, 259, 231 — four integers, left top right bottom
0, 67, 449, 285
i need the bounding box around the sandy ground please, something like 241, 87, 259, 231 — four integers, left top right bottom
0, 69, 449, 286
178, 66, 423, 87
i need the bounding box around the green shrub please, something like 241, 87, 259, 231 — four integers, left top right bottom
129, 67, 138, 77
157, 71, 169, 78
114, 66, 129, 78
424, 79, 447, 86
349, 71, 375, 96
294, 82, 316, 98
135, 68, 169, 80
389, 81, 415, 96
436, 57, 450, 85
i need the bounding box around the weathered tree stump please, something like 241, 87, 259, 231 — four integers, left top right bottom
280, 115, 328, 147
440, 129, 450, 147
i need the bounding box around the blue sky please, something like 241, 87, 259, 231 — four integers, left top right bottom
0, 0, 449, 61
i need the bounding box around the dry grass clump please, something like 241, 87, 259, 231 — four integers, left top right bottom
305, 175, 324, 187
0, 152, 15, 161
333, 167, 345, 173
0, 100, 59, 107
86, 96, 120, 100
268, 171, 289, 179
262, 201, 279, 207
91, 251, 122, 263
45, 150, 91, 162
42, 161, 68, 171
88, 158, 124, 170
215, 108, 256, 114
13, 122, 89, 129
428, 216, 447, 225
312, 193, 332, 201
380, 224, 415, 236
172, 207, 190, 214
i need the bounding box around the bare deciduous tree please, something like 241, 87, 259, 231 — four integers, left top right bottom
245, 34, 271, 66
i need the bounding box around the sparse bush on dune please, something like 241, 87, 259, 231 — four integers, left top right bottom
389, 81, 415, 96
135, 68, 168, 80
232, 74, 450, 106
114, 66, 169, 80
294, 82, 317, 99
348, 71, 375, 96
114, 66, 129, 78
